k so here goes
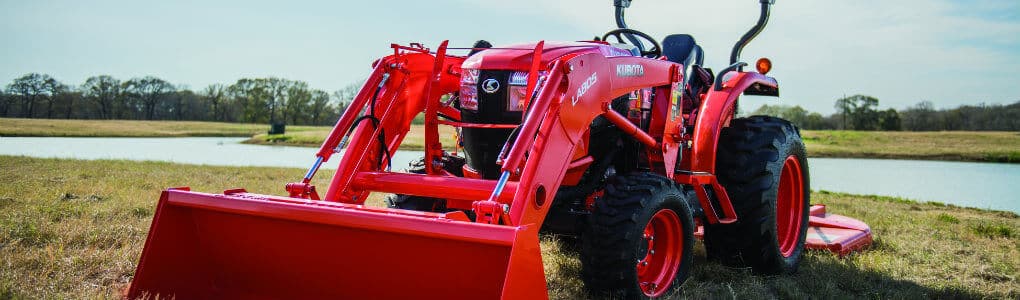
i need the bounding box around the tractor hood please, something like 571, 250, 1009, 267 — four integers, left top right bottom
462, 41, 635, 70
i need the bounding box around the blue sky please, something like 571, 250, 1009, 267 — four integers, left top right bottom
2, 0, 1017, 114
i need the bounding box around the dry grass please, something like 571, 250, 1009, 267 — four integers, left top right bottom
541, 190, 1019, 299
0, 118, 296, 137
2, 156, 1017, 299
802, 130, 1020, 163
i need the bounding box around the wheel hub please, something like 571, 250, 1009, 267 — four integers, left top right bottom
635, 209, 683, 297
777, 155, 806, 257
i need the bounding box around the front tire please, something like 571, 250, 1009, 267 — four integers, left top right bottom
581, 173, 695, 299
385, 154, 465, 212
704, 116, 810, 275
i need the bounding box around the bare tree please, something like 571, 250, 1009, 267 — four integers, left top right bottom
332, 81, 363, 114
228, 78, 267, 123
168, 88, 198, 120
0, 90, 8, 117
202, 84, 227, 121
834, 95, 853, 130
262, 78, 289, 124
309, 90, 332, 125
56, 88, 81, 119
83, 75, 121, 119
6, 73, 58, 118
40, 79, 67, 118
284, 81, 311, 125
123, 76, 175, 120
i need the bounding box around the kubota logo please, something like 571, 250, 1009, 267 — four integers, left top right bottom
482, 78, 500, 94
572, 73, 598, 105
616, 64, 644, 77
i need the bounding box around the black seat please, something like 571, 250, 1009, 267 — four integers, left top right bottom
468, 40, 492, 56
663, 34, 712, 110
662, 34, 703, 67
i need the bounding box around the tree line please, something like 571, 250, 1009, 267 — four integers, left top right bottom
1, 73, 362, 125
750, 95, 1020, 131
4, 74, 1017, 131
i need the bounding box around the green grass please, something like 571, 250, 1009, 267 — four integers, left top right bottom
802, 130, 1020, 163
1, 156, 1017, 299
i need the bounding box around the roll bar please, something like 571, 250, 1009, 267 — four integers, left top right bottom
730, 0, 775, 70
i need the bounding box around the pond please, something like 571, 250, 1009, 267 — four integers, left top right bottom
1, 137, 1017, 213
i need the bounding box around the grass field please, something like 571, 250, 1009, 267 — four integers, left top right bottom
1, 156, 1017, 299
802, 130, 1020, 163
0, 118, 286, 137
4, 118, 1018, 162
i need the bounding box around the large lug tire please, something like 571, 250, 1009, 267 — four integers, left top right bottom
581, 173, 695, 299
704, 116, 810, 275
385, 155, 465, 213
385, 194, 448, 212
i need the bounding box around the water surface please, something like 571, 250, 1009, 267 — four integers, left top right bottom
809, 158, 1019, 212
0, 137, 421, 170
2, 137, 1017, 213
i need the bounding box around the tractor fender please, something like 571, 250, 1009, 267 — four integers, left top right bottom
688, 72, 779, 173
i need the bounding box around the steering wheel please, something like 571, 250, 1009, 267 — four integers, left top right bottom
602, 28, 662, 58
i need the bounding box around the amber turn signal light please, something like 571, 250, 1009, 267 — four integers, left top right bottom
756, 58, 772, 75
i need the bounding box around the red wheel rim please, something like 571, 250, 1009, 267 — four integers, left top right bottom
636, 209, 683, 297
777, 155, 806, 257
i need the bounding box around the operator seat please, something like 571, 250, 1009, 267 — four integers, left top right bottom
662, 34, 703, 68
662, 34, 712, 109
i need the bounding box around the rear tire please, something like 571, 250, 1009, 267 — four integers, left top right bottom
704, 116, 810, 275
581, 173, 695, 299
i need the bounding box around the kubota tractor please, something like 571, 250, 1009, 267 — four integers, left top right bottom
128, 0, 872, 299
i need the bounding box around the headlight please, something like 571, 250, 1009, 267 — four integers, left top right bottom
459, 69, 479, 111
506, 71, 546, 112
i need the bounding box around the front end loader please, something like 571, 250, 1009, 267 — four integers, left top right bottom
128, 0, 872, 299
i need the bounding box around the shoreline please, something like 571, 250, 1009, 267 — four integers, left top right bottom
3, 118, 1018, 163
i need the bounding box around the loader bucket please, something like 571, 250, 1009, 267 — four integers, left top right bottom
128, 188, 548, 300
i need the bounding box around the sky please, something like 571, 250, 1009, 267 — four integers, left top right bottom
1, 0, 1018, 114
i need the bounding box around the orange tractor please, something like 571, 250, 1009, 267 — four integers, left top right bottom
128, 0, 871, 298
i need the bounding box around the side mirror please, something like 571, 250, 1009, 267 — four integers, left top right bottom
614, 0, 631, 8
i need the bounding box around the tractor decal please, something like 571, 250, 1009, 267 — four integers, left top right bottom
572, 72, 598, 106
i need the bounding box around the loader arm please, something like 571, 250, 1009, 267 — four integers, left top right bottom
318, 45, 465, 204
308, 42, 687, 228
474, 52, 683, 226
